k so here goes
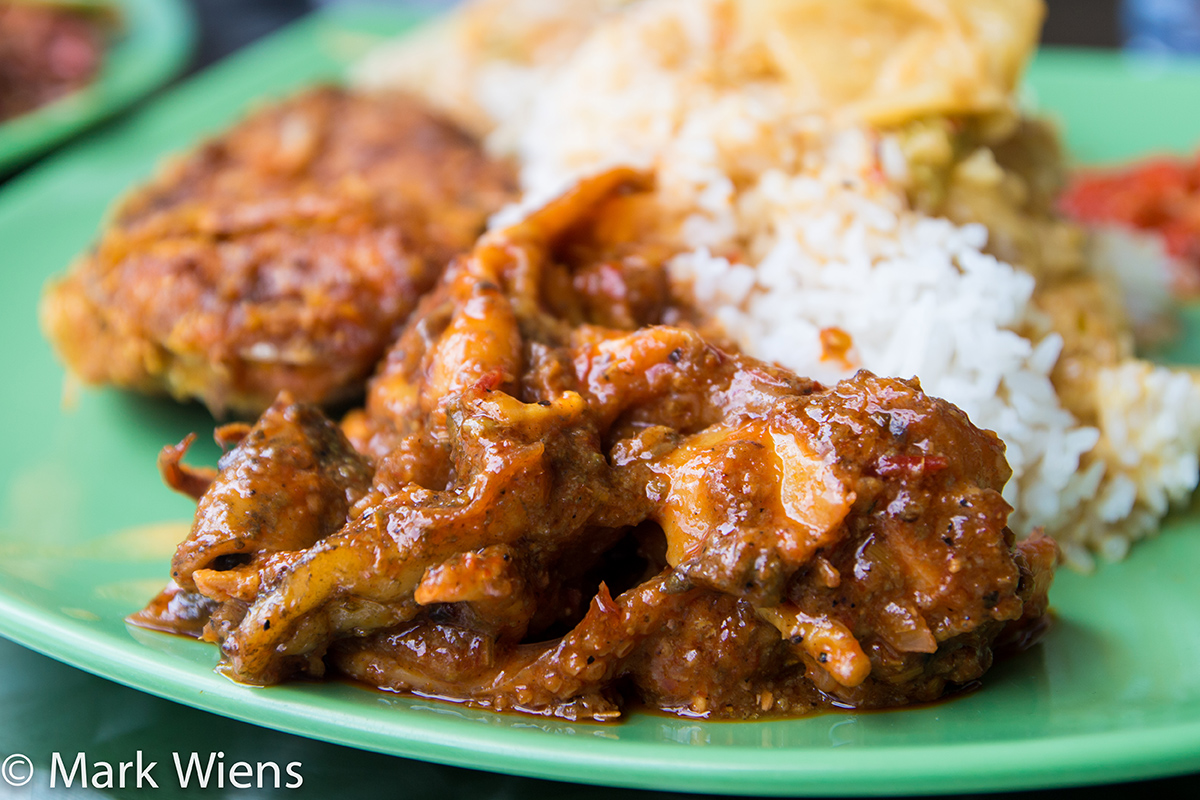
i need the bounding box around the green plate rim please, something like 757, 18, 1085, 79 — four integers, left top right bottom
1, 583, 1199, 797
0, 0, 196, 174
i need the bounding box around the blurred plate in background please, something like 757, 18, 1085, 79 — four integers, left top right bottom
0, 0, 195, 174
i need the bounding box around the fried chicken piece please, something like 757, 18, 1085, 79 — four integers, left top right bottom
135, 169, 1055, 720
41, 86, 517, 416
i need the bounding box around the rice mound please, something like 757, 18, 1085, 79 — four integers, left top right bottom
356, 0, 1200, 569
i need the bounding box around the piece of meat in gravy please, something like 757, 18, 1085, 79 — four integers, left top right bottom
41, 86, 517, 417
132, 169, 1056, 720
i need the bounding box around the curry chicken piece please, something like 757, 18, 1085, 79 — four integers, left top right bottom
40, 86, 517, 417
134, 170, 1056, 720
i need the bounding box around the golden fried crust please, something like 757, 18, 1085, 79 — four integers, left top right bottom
40, 86, 517, 417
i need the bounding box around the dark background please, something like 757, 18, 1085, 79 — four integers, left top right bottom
4, 1, 1197, 798
0, 0, 1131, 183
1043, 0, 1121, 47
187, 0, 1125, 74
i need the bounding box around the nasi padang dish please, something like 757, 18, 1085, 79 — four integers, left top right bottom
36, 0, 1200, 720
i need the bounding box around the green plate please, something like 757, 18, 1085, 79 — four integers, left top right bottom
1027, 48, 1200, 165
0, 0, 195, 174
1, 11, 1200, 796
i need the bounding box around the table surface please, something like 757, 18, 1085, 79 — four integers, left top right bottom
0, 2, 1196, 798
